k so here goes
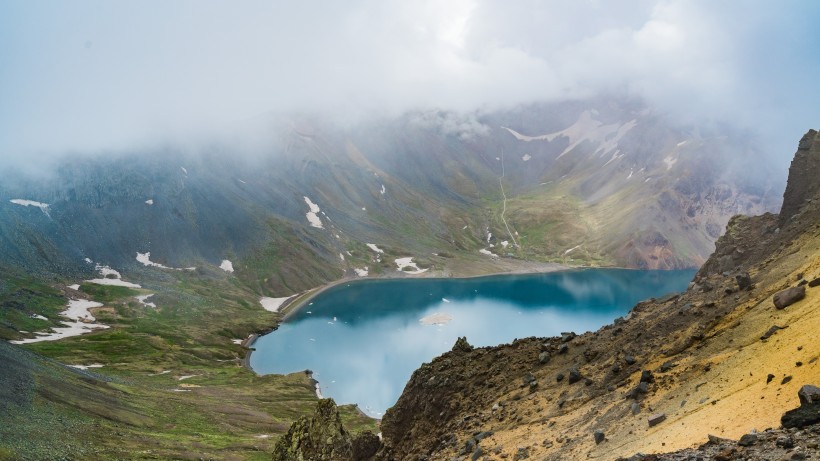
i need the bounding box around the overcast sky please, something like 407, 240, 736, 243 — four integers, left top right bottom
1, 0, 818, 163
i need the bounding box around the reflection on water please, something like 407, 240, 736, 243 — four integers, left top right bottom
250, 268, 694, 417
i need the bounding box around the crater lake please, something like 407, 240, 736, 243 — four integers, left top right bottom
249, 268, 695, 417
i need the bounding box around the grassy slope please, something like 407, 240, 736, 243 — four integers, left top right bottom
1, 268, 375, 460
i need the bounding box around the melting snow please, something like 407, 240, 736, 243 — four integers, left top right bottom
145, 199, 154, 205
135, 294, 157, 308
69, 364, 104, 370
367, 243, 384, 254
354, 267, 369, 277
503, 111, 637, 160
86, 263, 141, 288
68, 284, 80, 291
563, 244, 582, 256
219, 260, 234, 273
260, 296, 292, 313
136, 252, 195, 271
304, 196, 324, 229
10, 199, 50, 215
10, 299, 108, 344
395, 257, 428, 274
663, 155, 678, 171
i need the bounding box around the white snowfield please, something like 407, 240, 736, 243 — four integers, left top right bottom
219, 260, 234, 273
502, 110, 637, 160
260, 296, 293, 313
136, 252, 195, 271
10, 299, 108, 344
10, 199, 50, 215
395, 257, 428, 274
135, 294, 157, 308
86, 262, 142, 288
304, 196, 324, 229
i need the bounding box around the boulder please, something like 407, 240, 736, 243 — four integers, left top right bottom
736, 272, 753, 290
352, 431, 381, 461
647, 413, 666, 427
781, 384, 820, 428
773, 286, 805, 309
737, 433, 757, 446
593, 430, 605, 444
568, 368, 582, 384
538, 351, 551, 364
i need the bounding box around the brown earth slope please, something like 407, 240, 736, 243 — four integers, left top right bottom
375, 129, 820, 460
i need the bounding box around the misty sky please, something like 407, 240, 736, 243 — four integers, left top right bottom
1, 0, 819, 163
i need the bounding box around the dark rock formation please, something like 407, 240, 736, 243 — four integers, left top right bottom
780, 129, 820, 226
271, 398, 356, 461
781, 385, 820, 429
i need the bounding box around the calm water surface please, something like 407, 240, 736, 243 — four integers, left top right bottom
250, 268, 694, 417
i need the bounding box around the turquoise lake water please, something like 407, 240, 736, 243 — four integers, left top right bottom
249, 268, 695, 417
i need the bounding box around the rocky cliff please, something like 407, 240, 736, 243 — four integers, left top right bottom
369, 129, 819, 460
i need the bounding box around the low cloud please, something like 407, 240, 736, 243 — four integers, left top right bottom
1, 0, 818, 166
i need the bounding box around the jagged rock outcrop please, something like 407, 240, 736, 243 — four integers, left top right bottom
780, 129, 820, 226
272, 398, 381, 461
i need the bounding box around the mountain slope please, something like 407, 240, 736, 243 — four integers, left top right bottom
375, 129, 819, 460
0, 100, 781, 289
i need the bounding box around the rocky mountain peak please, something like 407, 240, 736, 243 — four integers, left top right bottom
779, 128, 820, 226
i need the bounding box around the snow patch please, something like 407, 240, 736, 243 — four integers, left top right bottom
522, 154, 531, 161
145, 199, 154, 205
69, 364, 104, 370
135, 294, 157, 308
339, 253, 345, 261
677, 140, 688, 147
68, 284, 81, 291
663, 155, 678, 171
10, 199, 50, 216
180, 167, 188, 175
10, 299, 108, 344
136, 252, 195, 271
563, 245, 582, 256
260, 296, 292, 313
219, 260, 234, 273
501, 240, 509, 248
380, 184, 386, 195
503, 111, 637, 160
366, 243, 384, 254
395, 257, 428, 274
304, 196, 324, 229
479, 249, 498, 258
30, 314, 48, 321
354, 268, 369, 277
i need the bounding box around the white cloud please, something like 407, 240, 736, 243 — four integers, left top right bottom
0, 0, 817, 162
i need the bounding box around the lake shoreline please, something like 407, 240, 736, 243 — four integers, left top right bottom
245, 266, 696, 418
